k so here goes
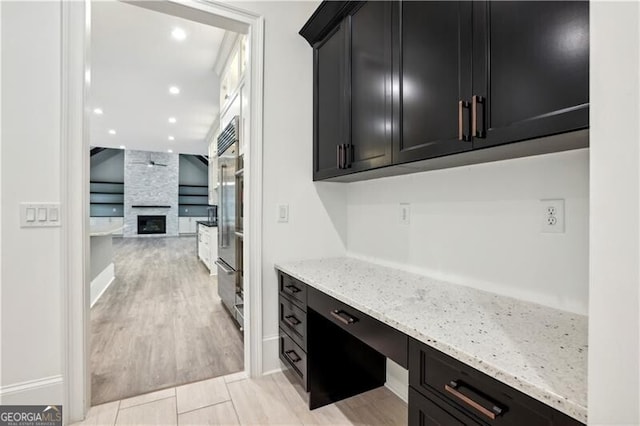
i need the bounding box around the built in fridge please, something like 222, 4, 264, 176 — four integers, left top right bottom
216, 116, 241, 328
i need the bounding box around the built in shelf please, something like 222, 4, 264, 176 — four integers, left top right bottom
91, 202, 125, 205
178, 184, 208, 188
131, 205, 171, 208
179, 203, 209, 206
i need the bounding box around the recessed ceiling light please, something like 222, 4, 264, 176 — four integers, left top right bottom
168, 136, 175, 141
171, 28, 186, 41
168, 117, 177, 124
168, 149, 173, 153
108, 129, 116, 135
169, 86, 180, 95
93, 108, 103, 115
119, 145, 126, 149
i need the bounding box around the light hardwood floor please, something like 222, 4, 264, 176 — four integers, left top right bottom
91, 236, 243, 406
74, 371, 408, 425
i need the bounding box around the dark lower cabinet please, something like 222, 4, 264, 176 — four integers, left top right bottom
394, 1, 474, 163
409, 387, 482, 426
302, 1, 589, 182
409, 338, 584, 426
471, 1, 589, 149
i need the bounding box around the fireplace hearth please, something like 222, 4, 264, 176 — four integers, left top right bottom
137, 215, 166, 235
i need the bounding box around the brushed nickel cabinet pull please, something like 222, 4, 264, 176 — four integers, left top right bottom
330, 309, 357, 325
284, 314, 301, 326
284, 349, 301, 363
285, 284, 301, 294
444, 381, 503, 420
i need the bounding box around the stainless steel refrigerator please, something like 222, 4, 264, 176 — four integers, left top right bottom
216, 116, 240, 327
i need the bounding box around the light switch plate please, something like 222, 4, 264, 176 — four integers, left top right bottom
278, 204, 289, 223
20, 203, 61, 227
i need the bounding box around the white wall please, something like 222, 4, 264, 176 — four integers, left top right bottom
229, 1, 347, 373
347, 147, 589, 315
589, 2, 640, 424
0, 1, 63, 403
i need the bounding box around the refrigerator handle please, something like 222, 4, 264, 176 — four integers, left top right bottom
219, 164, 226, 248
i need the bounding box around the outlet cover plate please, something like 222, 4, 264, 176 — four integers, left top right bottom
541, 199, 564, 233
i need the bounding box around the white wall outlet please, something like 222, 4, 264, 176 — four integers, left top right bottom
541, 199, 565, 233
20, 203, 61, 228
399, 203, 411, 225
278, 204, 289, 223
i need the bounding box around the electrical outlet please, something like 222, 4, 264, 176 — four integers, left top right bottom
399, 203, 410, 225
541, 199, 564, 233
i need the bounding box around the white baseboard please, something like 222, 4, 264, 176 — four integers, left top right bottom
262, 334, 280, 374
385, 358, 408, 402
90, 262, 115, 307
0, 375, 63, 405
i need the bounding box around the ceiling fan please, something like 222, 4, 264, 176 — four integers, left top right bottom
132, 154, 168, 168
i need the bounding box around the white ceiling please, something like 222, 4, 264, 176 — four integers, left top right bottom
90, 1, 226, 155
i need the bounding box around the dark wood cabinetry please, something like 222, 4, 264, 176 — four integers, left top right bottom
471, 1, 589, 149
301, 1, 589, 182
409, 339, 584, 426
394, 1, 473, 163
313, 2, 393, 180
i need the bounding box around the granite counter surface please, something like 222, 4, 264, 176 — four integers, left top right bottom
275, 257, 587, 423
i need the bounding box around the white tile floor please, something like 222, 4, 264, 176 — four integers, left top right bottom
72, 370, 407, 425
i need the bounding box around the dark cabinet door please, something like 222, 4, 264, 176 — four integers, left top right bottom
346, 1, 393, 172
313, 23, 348, 181
471, 1, 589, 149
409, 388, 483, 426
394, 1, 474, 164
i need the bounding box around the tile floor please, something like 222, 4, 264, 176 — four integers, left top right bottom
73, 370, 408, 425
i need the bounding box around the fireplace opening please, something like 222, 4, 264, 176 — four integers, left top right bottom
137, 215, 166, 235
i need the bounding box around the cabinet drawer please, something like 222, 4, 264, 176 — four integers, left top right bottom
279, 296, 307, 350
409, 387, 482, 426
278, 271, 307, 309
307, 286, 407, 368
409, 339, 584, 426
279, 330, 307, 390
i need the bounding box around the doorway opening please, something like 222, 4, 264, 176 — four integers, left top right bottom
63, 1, 264, 421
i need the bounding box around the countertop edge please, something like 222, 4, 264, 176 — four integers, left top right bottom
274, 262, 588, 424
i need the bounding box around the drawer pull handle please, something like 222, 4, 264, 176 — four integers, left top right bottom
444, 381, 504, 420
284, 314, 301, 326
284, 349, 301, 363
285, 284, 301, 294
330, 309, 357, 325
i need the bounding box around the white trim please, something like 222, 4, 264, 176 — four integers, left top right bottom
0, 376, 64, 398
90, 263, 115, 308
0, 376, 64, 406
61, 0, 91, 424
385, 359, 409, 403
63, 1, 265, 421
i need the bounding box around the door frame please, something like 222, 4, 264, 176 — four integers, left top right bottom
60, 1, 265, 422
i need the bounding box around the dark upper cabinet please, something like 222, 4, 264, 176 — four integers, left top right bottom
394, 1, 474, 164
471, 1, 589, 149
314, 23, 347, 180
312, 2, 393, 180
347, 1, 393, 172
301, 1, 589, 182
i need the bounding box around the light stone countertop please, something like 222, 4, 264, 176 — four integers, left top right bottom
90, 223, 124, 237
275, 257, 587, 423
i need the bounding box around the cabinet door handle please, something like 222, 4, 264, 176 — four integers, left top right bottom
472, 95, 486, 138
458, 100, 471, 141
285, 284, 301, 294
284, 314, 301, 326
444, 380, 504, 420
345, 144, 353, 168
337, 145, 342, 169
330, 309, 357, 325
284, 349, 301, 363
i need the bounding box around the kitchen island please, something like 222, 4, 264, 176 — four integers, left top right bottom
90, 221, 124, 307
276, 257, 587, 424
